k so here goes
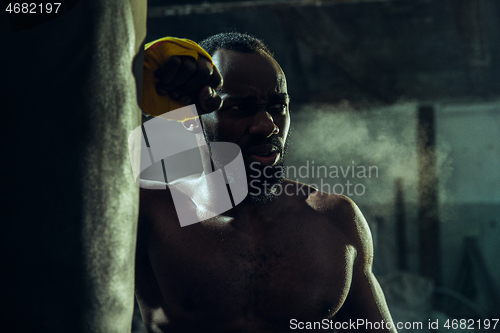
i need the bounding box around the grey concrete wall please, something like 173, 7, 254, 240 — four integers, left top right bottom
436, 102, 500, 314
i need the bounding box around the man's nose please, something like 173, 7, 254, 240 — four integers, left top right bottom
249, 110, 279, 137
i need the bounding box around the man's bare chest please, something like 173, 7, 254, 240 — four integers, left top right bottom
146, 208, 356, 323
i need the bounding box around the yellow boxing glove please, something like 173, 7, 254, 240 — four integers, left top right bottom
142, 37, 213, 120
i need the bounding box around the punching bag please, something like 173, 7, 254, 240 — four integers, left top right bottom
0, 1, 146, 332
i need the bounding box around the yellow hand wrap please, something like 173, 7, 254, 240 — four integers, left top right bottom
141, 37, 213, 120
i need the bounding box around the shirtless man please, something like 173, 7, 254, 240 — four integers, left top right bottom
135, 32, 396, 332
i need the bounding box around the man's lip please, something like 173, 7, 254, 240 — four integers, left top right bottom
248, 152, 280, 166
246, 144, 279, 155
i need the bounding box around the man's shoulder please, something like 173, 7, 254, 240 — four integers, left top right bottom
280, 179, 357, 215
138, 180, 176, 215
139, 180, 173, 202
282, 179, 370, 245
139, 179, 170, 190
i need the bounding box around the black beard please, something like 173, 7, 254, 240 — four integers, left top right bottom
246, 161, 285, 204
202, 123, 292, 205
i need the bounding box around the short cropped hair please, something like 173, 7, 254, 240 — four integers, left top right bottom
199, 32, 274, 58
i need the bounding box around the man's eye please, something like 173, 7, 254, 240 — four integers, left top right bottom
229, 105, 252, 112
228, 104, 286, 112
269, 103, 287, 111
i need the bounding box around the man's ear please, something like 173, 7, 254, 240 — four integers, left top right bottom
182, 117, 203, 134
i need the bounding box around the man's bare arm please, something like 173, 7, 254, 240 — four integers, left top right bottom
333, 196, 397, 333
135, 189, 171, 333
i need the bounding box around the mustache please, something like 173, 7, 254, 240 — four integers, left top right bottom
242, 136, 284, 154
